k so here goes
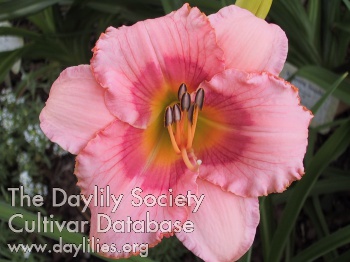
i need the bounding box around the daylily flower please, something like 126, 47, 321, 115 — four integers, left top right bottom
40, 3, 312, 262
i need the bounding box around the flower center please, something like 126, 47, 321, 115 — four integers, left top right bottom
164, 83, 204, 172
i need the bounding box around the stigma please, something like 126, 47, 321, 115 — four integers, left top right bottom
164, 83, 204, 172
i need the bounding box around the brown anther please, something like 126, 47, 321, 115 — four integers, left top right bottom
195, 88, 205, 110
164, 106, 173, 127
187, 103, 196, 124
181, 92, 191, 111
178, 83, 187, 100
173, 103, 181, 122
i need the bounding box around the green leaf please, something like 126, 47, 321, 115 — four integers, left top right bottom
331, 250, 350, 262
268, 119, 350, 262
15, 63, 60, 96
296, 66, 350, 105
304, 197, 338, 260
0, 27, 40, 39
272, 176, 350, 205
304, 129, 317, 167
0, 0, 62, 20
311, 72, 348, 115
259, 196, 274, 261
312, 197, 333, 240
0, 48, 28, 83
235, 0, 262, 14
160, 0, 172, 14
28, 6, 57, 33
323, 166, 350, 177
322, 0, 344, 67
160, 0, 182, 14
290, 225, 350, 262
312, 196, 338, 260
306, 0, 321, 54
334, 22, 350, 35
343, 0, 350, 10
313, 117, 350, 132
269, 0, 321, 65
235, 0, 272, 19
187, 0, 221, 13
84, 0, 163, 19
255, 0, 272, 19
84, 2, 123, 14
237, 246, 252, 262
0, 201, 154, 262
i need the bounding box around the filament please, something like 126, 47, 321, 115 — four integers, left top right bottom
167, 125, 181, 154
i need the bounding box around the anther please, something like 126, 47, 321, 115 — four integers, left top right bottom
173, 103, 181, 122
187, 103, 196, 124
195, 88, 205, 110
181, 92, 191, 111
164, 106, 173, 127
178, 83, 187, 100
165, 106, 181, 154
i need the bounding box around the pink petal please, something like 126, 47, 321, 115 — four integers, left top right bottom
176, 178, 259, 262
75, 119, 198, 258
91, 3, 224, 128
39, 65, 115, 155
195, 69, 312, 197
209, 5, 288, 75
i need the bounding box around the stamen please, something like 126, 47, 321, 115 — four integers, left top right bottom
181, 148, 200, 172
164, 106, 174, 127
167, 126, 181, 154
178, 83, 187, 100
180, 92, 191, 111
195, 88, 205, 110
173, 103, 181, 122
187, 119, 192, 149
187, 104, 195, 124
173, 103, 182, 144
164, 107, 180, 154
164, 84, 205, 172
191, 105, 199, 139
187, 104, 197, 149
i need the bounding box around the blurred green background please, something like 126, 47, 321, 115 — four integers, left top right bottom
0, 0, 350, 261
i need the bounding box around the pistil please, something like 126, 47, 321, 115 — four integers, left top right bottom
181, 148, 198, 172
164, 83, 205, 172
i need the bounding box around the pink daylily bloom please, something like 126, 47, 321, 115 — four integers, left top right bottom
40, 4, 312, 262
